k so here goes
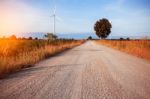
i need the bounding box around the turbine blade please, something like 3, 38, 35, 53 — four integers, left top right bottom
53, 5, 56, 14
53, 0, 56, 14
56, 16, 63, 22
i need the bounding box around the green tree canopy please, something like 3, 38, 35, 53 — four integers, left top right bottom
94, 18, 112, 39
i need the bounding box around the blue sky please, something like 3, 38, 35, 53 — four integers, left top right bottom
0, 0, 150, 37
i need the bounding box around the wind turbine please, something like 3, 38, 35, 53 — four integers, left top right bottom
50, 0, 62, 35
50, 5, 56, 34
51, 0, 56, 34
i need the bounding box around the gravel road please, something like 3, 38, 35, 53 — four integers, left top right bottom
0, 41, 150, 99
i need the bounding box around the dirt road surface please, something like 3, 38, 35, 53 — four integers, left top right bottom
1, 41, 150, 99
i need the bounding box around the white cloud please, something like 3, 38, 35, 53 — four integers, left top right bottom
103, 0, 150, 36
0, 0, 53, 36
111, 10, 150, 36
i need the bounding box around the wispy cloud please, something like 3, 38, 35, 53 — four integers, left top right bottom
103, 0, 150, 36
0, 0, 150, 37
0, 0, 52, 36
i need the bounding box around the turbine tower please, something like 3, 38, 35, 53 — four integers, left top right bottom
50, 0, 56, 34
53, 6, 56, 34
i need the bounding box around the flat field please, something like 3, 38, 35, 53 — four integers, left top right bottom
96, 40, 150, 61
0, 39, 84, 75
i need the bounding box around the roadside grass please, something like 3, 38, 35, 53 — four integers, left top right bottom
96, 40, 150, 61
0, 39, 84, 76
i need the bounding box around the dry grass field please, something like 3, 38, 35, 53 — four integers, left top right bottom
0, 39, 84, 76
96, 40, 150, 61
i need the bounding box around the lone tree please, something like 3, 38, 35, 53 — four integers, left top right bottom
87, 36, 92, 40
9, 35, 17, 40
94, 18, 112, 39
44, 33, 58, 40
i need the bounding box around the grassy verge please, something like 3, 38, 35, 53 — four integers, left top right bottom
96, 40, 150, 61
0, 39, 84, 77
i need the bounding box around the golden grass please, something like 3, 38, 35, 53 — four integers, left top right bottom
0, 39, 84, 76
96, 40, 150, 61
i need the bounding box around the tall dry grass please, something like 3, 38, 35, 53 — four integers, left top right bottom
96, 40, 150, 61
0, 39, 84, 76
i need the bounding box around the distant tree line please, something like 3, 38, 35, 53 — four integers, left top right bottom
0, 33, 60, 41
0, 35, 39, 40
